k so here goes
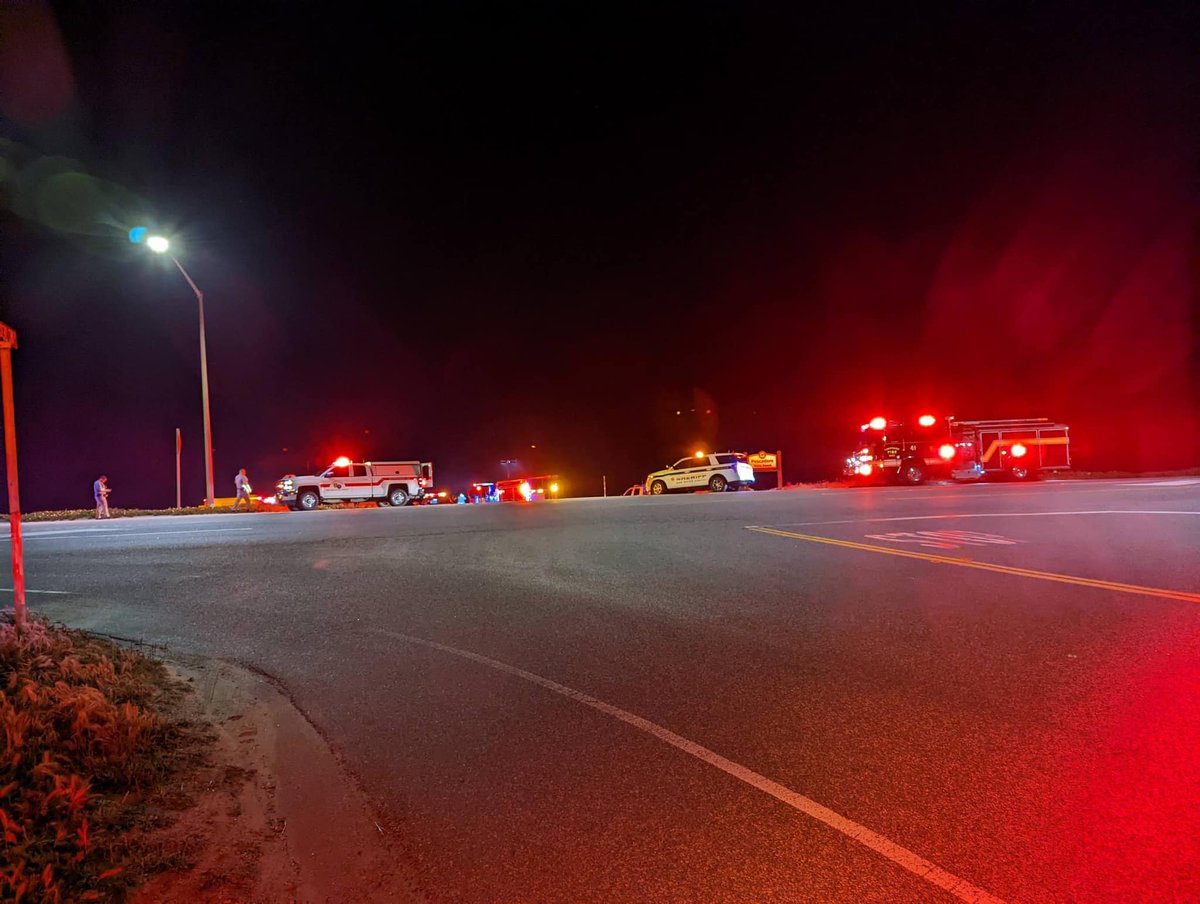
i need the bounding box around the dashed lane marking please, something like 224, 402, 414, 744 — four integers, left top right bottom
383, 630, 1007, 904
746, 527, 1200, 604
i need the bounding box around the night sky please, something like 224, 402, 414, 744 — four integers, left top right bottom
1, 1, 1197, 510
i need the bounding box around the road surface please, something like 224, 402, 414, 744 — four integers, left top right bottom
6, 478, 1200, 902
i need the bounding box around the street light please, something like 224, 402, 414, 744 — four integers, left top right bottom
140, 233, 216, 507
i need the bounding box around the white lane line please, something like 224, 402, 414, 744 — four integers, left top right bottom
0, 587, 75, 595
385, 631, 1006, 904
1, 527, 254, 540
754, 510, 1200, 528
1121, 479, 1200, 487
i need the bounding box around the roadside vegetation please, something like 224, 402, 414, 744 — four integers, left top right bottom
0, 616, 206, 901
0, 505, 274, 523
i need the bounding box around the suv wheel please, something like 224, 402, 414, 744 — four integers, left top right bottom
297, 489, 320, 511
388, 487, 409, 507
708, 474, 727, 493
650, 480, 667, 496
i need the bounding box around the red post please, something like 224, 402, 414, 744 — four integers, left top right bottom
776, 449, 783, 490
175, 428, 182, 509
0, 323, 25, 628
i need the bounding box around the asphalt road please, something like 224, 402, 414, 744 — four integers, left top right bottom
6, 478, 1200, 903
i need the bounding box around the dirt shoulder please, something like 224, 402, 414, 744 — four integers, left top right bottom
129, 656, 425, 904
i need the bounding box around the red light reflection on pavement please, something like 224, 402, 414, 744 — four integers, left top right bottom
1020, 638, 1200, 900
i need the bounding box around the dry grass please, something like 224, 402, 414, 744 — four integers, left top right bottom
0, 616, 205, 902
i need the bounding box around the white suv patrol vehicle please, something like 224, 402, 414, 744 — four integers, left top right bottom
277, 459, 432, 510
645, 453, 755, 495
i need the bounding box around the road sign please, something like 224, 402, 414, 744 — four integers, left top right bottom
748, 450, 777, 471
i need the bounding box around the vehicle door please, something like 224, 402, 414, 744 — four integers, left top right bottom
320, 464, 353, 500
691, 456, 718, 487
681, 457, 711, 489
662, 458, 690, 490
343, 463, 373, 499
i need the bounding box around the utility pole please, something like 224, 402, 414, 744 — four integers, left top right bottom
175, 429, 182, 508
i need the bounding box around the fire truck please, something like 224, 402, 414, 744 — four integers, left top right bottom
845, 415, 1071, 485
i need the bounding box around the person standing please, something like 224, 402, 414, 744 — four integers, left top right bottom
233, 468, 253, 511
94, 475, 111, 519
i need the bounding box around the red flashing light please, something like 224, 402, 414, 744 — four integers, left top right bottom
1011, 443, 1028, 458
938, 444, 956, 460
857, 463, 873, 477
868, 416, 887, 431
918, 414, 937, 427
333, 456, 351, 467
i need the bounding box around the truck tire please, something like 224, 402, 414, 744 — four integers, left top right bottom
899, 460, 925, 485
708, 474, 727, 493
1009, 465, 1033, 481
388, 486, 410, 507
650, 480, 667, 496
297, 489, 320, 511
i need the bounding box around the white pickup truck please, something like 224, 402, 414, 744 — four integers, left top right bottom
276, 459, 433, 510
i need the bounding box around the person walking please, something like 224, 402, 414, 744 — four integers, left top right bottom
233, 468, 253, 511
94, 475, 111, 519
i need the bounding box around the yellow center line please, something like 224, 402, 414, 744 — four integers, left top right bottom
746, 527, 1200, 604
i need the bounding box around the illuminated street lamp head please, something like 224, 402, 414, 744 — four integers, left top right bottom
147, 235, 170, 254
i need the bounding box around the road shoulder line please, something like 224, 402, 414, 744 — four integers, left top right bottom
382, 630, 1006, 904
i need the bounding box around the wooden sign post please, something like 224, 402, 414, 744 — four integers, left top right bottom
747, 449, 784, 489
0, 322, 25, 627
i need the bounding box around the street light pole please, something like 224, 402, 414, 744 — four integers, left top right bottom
140, 233, 216, 509
170, 255, 216, 508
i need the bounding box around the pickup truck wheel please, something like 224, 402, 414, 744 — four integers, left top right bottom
388, 487, 409, 507
297, 489, 320, 511
708, 474, 727, 493
650, 480, 667, 496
